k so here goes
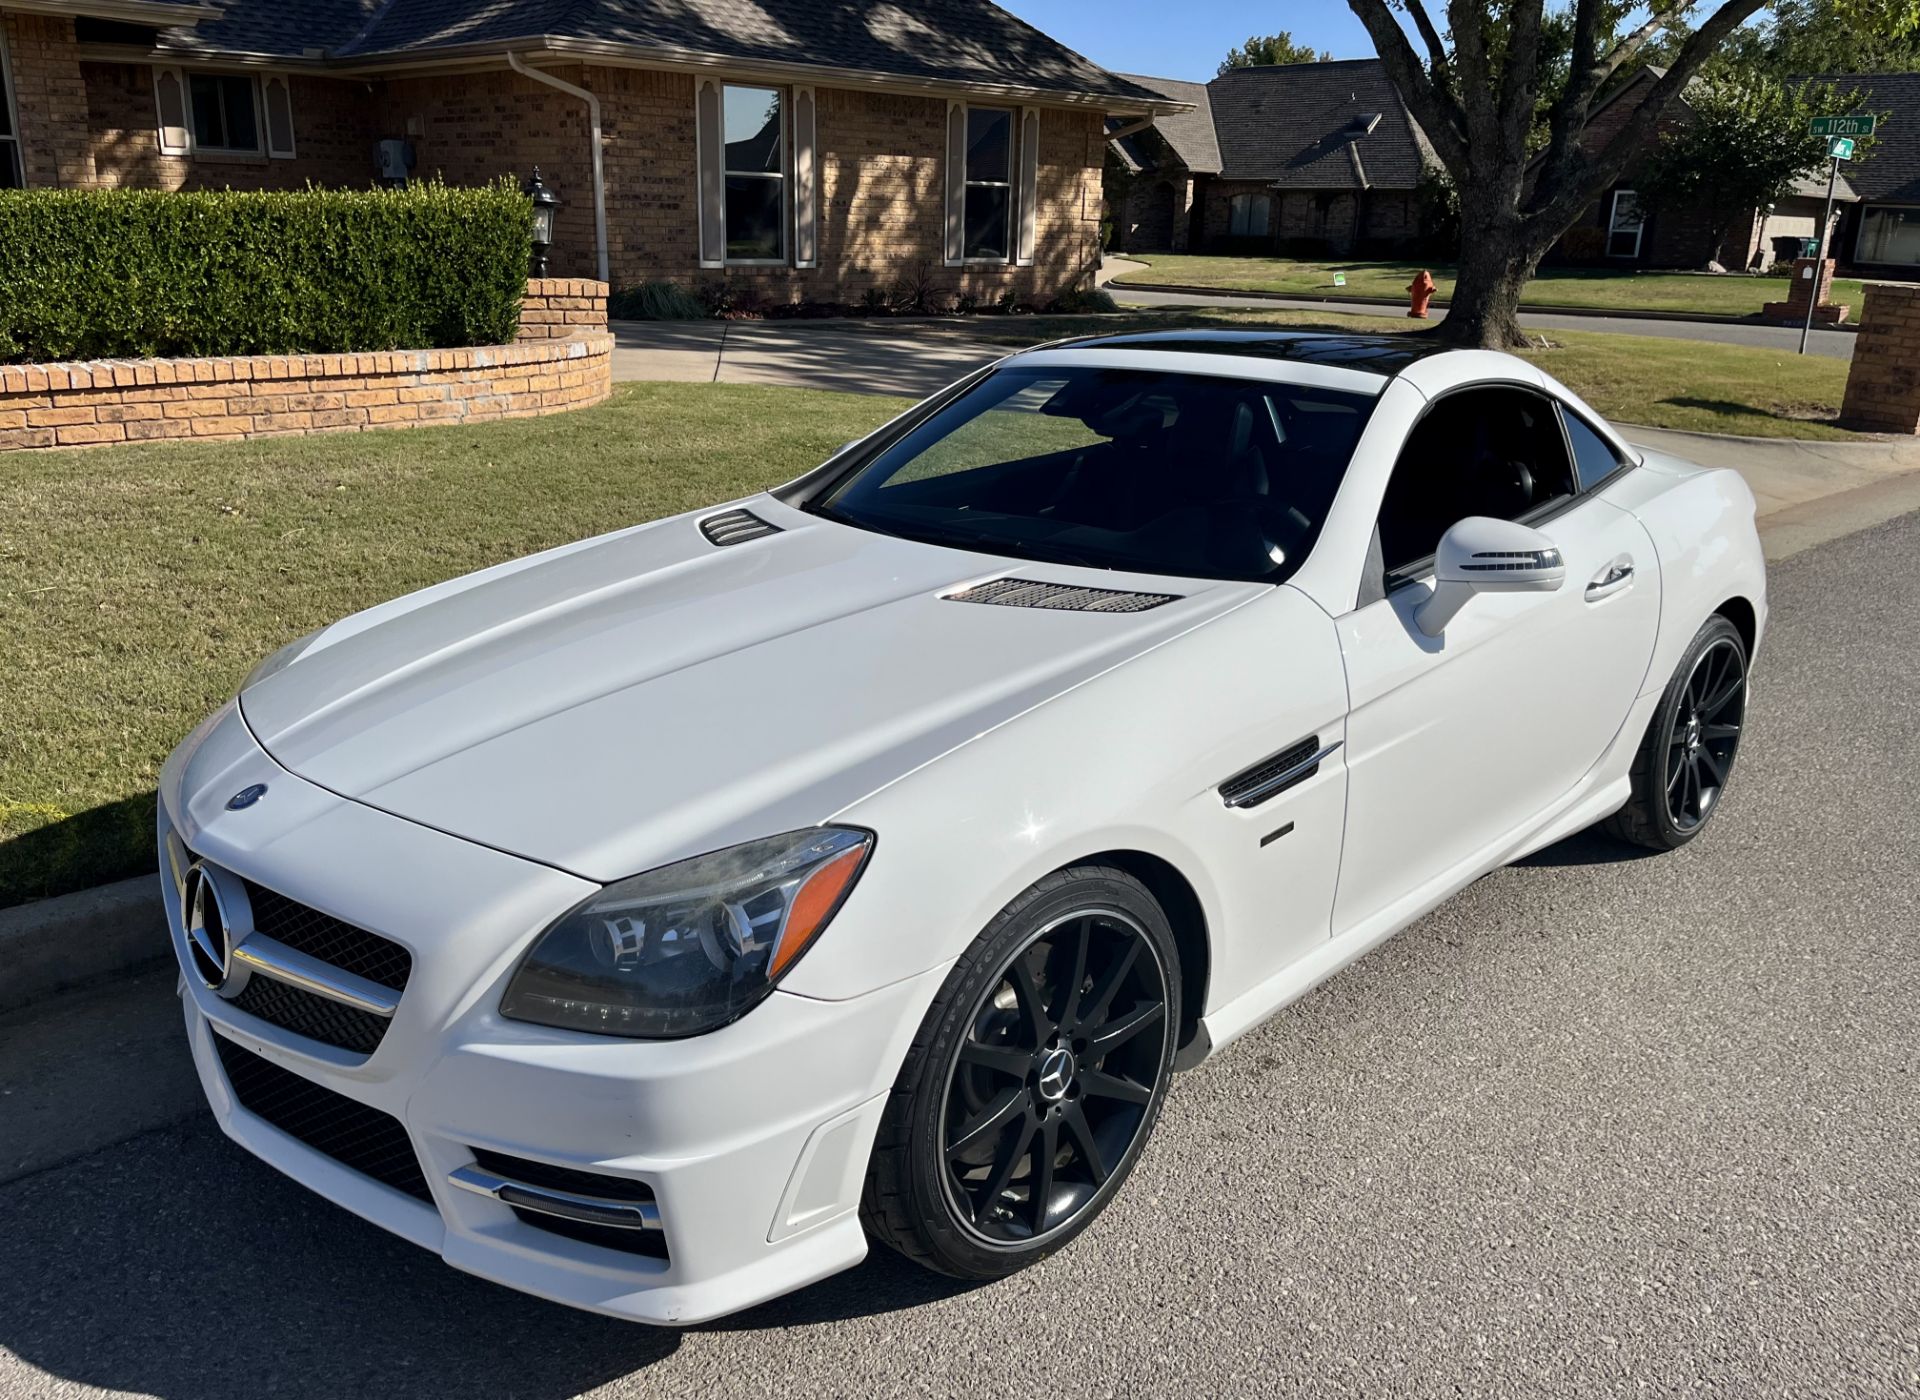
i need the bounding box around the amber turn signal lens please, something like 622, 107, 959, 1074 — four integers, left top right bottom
771, 845, 870, 977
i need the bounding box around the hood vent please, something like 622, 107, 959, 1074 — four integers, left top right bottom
946, 578, 1179, 614
700, 509, 781, 547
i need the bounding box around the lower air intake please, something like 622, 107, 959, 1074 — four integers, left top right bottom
946, 578, 1178, 614
212, 1033, 433, 1203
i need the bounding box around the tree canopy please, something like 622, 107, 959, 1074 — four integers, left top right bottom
1218, 32, 1333, 74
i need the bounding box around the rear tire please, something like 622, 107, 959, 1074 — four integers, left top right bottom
1603, 613, 1748, 851
862, 865, 1179, 1280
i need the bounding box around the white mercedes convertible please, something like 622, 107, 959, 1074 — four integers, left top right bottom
159, 330, 1765, 1323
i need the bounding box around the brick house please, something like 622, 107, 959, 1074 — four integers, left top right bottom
1550, 66, 1862, 272
1108, 59, 1437, 257
0, 0, 1183, 302
1811, 72, 1920, 277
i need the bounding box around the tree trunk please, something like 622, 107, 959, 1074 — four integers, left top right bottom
1435, 202, 1543, 350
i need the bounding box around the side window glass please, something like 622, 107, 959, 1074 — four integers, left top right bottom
1375, 387, 1578, 579
1563, 408, 1625, 491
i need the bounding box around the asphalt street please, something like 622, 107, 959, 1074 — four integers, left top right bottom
2, 511, 1916, 1398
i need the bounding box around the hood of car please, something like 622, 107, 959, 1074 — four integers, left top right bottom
240, 497, 1258, 883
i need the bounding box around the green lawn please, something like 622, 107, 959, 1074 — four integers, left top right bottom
0, 383, 903, 908
1111, 253, 1870, 319
977, 307, 1858, 440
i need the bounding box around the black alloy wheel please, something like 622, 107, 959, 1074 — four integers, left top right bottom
1605, 612, 1750, 851
939, 908, 1168, 1246
1664, 634, 1747, 832
863, 866, 1181, 1279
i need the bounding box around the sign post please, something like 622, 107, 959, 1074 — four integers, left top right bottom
1799, 117, 1868, 355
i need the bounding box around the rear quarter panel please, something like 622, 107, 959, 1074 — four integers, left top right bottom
1599, 458, 1768, 691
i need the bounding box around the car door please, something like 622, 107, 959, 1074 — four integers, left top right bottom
1330, 384, 1661, 937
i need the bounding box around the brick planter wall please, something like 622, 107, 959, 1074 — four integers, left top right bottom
1840, 284, 1920, 433
518, 278, 609, 340
0, 281, 612, 452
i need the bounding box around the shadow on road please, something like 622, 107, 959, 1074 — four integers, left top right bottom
0, 1115, 973, 1398
1514, 829, 1662, 868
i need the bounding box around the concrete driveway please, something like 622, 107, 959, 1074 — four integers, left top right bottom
1, 504, 1916, 1398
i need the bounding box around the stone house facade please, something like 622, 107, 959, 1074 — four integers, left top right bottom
1109, 59, 1434, 258
0, 0, 1179, 304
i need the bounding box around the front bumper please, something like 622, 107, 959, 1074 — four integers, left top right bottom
160, 702, 947, 1324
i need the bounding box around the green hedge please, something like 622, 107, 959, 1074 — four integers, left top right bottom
0, 179, 534, 363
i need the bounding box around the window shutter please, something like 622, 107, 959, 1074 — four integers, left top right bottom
262, 75, 296, 159
944, 100, 966, 266
153, 66, 189, 155
696, 78, 725, 268
793, 86, 817, 268
1015, 106, 1039, 266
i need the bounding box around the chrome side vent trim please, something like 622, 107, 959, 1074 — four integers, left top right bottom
1219, 736, 1342, 809
700, 508, 781, 547
946, 578, 1179, 614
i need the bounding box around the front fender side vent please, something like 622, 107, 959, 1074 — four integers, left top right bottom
700, 508, 781, 546
1219, 735, 1342, 809
946, 578, 1178, 613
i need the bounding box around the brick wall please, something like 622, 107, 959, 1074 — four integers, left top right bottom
14, 32, 1109, 302
0, 280, 612, 452
1840, 284, 1920, 431
2, 12, 93, 186
518, 278, 609, 339
1761, 257, 1849, 325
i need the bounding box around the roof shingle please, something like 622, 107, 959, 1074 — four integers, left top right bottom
158, 0, 1174, 108
1116, 58, 1432, 191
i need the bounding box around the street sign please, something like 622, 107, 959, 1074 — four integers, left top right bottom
1809, 114, 1876, 137
1828, 135, 1856, 160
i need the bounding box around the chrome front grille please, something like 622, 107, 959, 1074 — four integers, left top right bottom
181, 852, 411, 1058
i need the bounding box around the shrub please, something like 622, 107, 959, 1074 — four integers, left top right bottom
0, 179, 533, 363
608, 280, 707, 320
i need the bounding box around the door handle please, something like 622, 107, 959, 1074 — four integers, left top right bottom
1585, 558, 1635, 602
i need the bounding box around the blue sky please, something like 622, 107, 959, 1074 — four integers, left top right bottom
996, 1, 1380, 83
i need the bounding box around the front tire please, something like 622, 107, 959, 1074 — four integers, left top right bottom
862, 865, 1180, 1280
1604, 613, 1749, 850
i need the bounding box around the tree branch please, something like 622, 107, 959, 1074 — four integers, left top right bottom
1403, 0, 1451, 78
1496, 0, 1548, 163
1524, 0, 1772, 245
1345, 0, 1469, 170
1445, 0, 1497, 144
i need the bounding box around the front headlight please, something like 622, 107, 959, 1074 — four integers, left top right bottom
500, 827, 874, 1039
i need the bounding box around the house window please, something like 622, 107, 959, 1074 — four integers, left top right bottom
1606, 189, 1644, 259
963, 107, 1013, 260
188, 73, 260, 153
722, 84, 784, 262
1856, 206, 1920, 267
1229, 192, 1271, 237
154, 67, 295, 159
0, 26, 22, 189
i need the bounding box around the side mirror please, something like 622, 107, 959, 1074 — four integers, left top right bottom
1415, 515, 1565, 636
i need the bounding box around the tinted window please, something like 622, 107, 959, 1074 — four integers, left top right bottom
1563, 409, 1624, 491
810, 366, 1376, 583
1376, 386, 1577, 577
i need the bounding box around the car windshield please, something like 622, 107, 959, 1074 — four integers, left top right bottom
806, 365, 1377, 583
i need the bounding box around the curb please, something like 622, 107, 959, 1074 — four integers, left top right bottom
0, 875, 168, 1014
1109, 279, 1864, 332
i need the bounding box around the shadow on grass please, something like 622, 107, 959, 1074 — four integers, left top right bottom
0, 791, 156, 910
1660, 396, 1840, 430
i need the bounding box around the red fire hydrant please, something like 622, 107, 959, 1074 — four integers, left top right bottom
1407, 269, 1436, 319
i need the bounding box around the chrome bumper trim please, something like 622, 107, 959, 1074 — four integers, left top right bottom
448, 1163, 664, 1231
